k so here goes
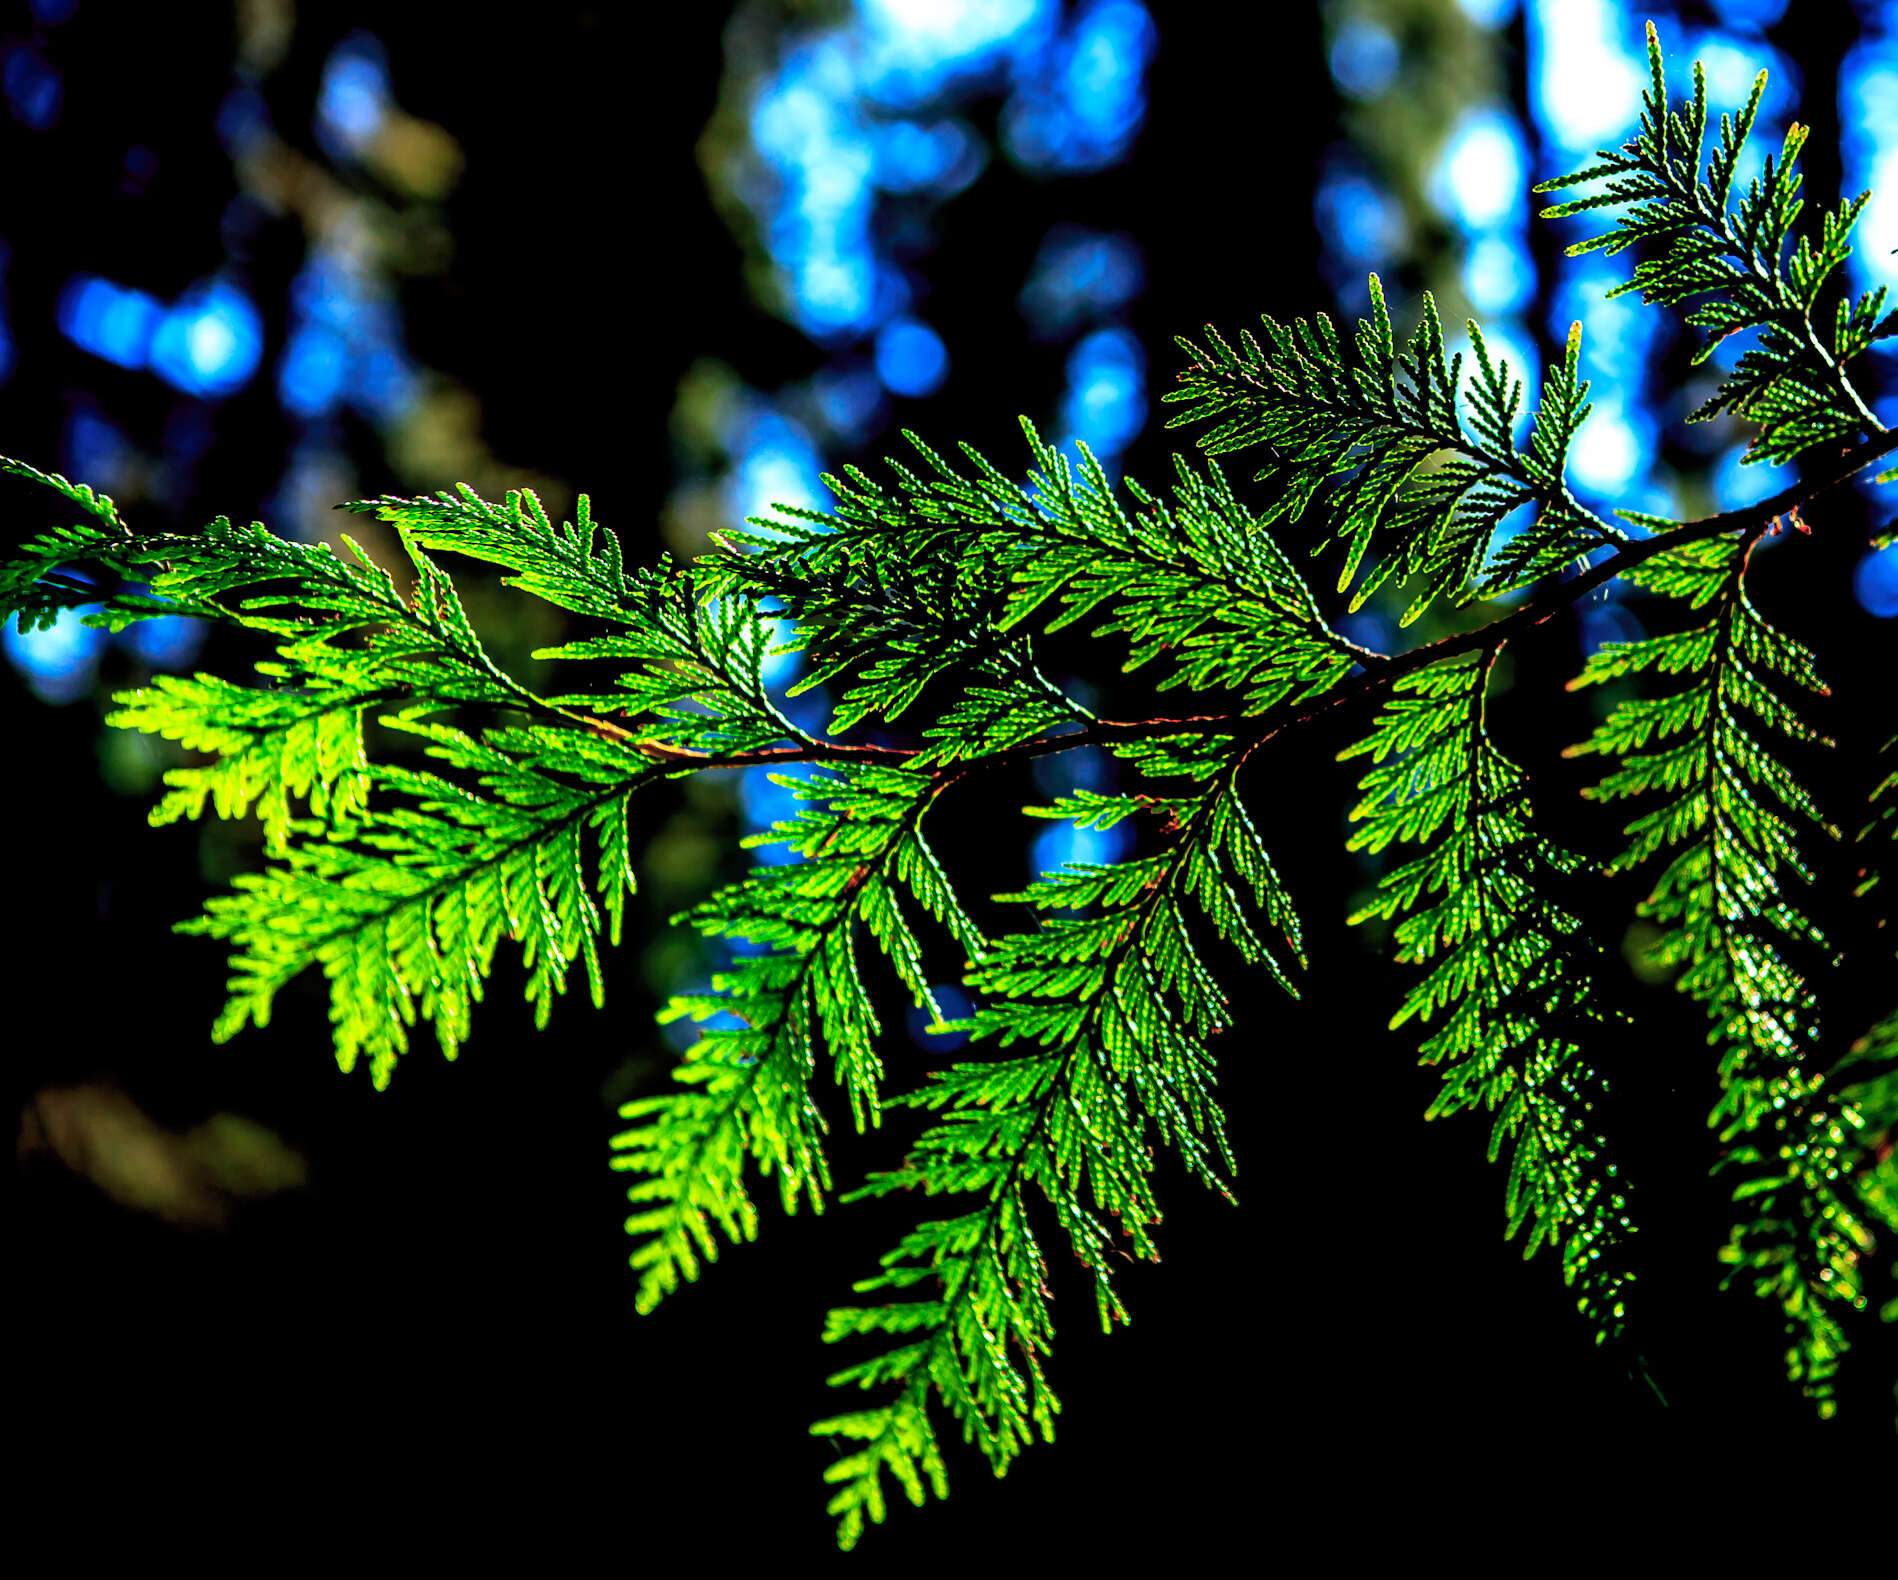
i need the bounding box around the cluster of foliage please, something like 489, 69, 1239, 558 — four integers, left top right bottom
2, 24, 1893, 1540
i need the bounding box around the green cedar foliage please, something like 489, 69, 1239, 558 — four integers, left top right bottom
3, 20, 1896, 1540
1343, 652, 1633, 1342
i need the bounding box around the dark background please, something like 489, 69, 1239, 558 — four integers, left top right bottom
2, 0, 1891, 1556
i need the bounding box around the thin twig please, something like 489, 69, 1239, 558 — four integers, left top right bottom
592, 426, 1898, 780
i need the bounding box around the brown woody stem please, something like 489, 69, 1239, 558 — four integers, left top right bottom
590, 426, 1898, 781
